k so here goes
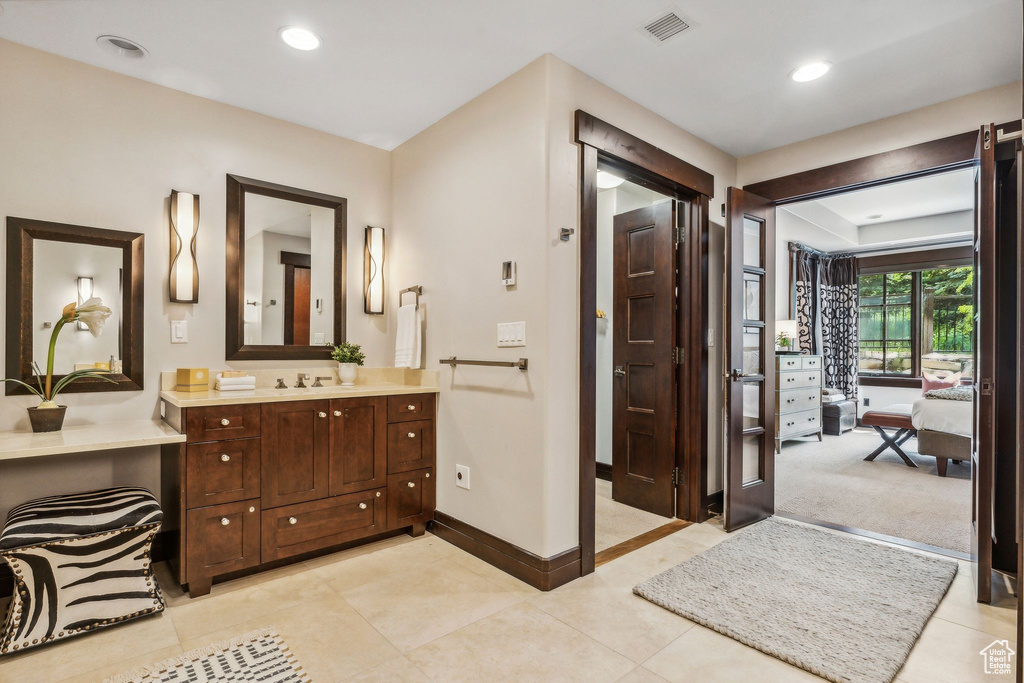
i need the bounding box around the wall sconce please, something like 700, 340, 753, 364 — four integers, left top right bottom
76, 276, 94, 330
363, 226, 385, 315
169, 190, 200, 303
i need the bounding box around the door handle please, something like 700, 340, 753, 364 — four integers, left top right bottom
731, 368, 758, 381
614, 366, 625, 377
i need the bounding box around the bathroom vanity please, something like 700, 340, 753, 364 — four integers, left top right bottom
160, 370, 438, 596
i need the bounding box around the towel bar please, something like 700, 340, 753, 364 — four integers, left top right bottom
440, 356, 528, 371
399, 285, 422, 307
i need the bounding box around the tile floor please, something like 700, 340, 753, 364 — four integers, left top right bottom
595, 478, 675, 553
0, 518, 1015, 682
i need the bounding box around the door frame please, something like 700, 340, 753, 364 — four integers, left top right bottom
575, 110, 713, 576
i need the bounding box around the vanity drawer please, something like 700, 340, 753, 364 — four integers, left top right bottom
387, 468, 435, 530
388, 394, 435, 423
777, 370, 821, 390
387, 419, 435, 473
261, 489, 386, 563
186, 499, 260, 583
776, 388, 820, 415
186, 438, 260, 508
801, 356, 822, 370
776, 356, 802, 371
778, 409, 821, 438
186, 405, 260, 443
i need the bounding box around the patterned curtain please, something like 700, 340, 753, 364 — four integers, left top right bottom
793, 249, 818, 354
820, 255, 859, 399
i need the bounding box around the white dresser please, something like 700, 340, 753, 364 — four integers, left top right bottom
775, 354, 823, 452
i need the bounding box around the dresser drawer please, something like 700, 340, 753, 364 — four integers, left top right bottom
387, 420, 435, 473
777, 369, 821, 390
186, 404, 260, 442
776, 388, 820, 415
388, 394, 435, 423
778, 409, 821, 438
776, 356, 802, 371
387, 468, 435, 530
261, 489, 386, 563
801, 356, 822, 370
186, 439, 260, 508
186, 499, 260, 583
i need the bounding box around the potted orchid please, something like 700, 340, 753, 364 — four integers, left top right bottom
328, 341, 365, 386
3, 297, 116, 432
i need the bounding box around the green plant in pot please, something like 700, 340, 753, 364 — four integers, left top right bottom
3, 298, 116, 432
775, 331, 794, 353
328, 341, 366, 386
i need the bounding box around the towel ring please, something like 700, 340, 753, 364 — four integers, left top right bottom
399, 285, 422, 308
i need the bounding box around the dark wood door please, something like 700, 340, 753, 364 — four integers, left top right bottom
724, 187, 776, 532
329, 396, 387, 496
973, 123, 996, 603
1013, 138, 1023, 682
611, 202, 677, 517
261, 399, 330, 508
284, 264, 311, 345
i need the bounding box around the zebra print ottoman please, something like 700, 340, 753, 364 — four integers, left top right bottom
0, 486, 164, 655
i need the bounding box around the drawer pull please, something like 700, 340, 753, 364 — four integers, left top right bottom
408, 431, 416, 439
319, 412, 327, 418
288, 517, 298, 525
221, 454, 231, 462
425, 472, 430, 478
376, 491, 381, 497
407, 404, 416, 411
248, 506, 256, 513
359, 502, 368, 510
220, 418, 231, 426
334, 410, 342, 417
220, 517, 230, 526
407, 482, 416, 488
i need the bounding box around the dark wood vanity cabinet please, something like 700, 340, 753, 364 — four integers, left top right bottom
166, 393, 436, 597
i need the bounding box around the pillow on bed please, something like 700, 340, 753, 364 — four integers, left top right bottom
924, 386, 972, 401
922, 372, 960, 395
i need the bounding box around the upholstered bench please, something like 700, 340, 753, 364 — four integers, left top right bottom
0, 487, 164, 656
861, 404, 917, 468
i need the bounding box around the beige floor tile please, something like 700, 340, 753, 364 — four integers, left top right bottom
0, 612, 180, 683
933, 572, 1017, 640
448, 550, 539, 596
169, 568, 332, 642
899, 618, 1015, 682
61, 643, 184, 683
643, 625, 822, 683
408, 602, 635, 682
153, 558, 311, 608
311, 533, 455, 592
340, 557, 522, 652
179, 592, 401, 681
617, 666, 670, 682
345, 655, 432, 681
304, 532, 422, 571
594, 533, 711, 587
529, 571, 694, 663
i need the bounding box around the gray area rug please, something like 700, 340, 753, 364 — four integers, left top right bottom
776, 430, 970, 553
634, 517, 957, 683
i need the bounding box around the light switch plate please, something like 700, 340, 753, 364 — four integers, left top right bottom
456, 464, 470, 490
497, 321, 526, 348
707, 328, 715, 347
170, 320, 188, 344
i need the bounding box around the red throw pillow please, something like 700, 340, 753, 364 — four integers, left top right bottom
922, 372, 961, 395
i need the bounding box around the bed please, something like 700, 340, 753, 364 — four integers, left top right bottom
911, 392, 973, 475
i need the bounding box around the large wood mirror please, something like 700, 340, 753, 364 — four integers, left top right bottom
5, 217, 144, 394
226, 174, 347, 360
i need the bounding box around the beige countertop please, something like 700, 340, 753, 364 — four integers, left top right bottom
159, 382, 439, 408
0, 419, 185, 461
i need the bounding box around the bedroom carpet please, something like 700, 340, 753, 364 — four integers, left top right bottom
633, 517, 958, 683
595, 478, 674, 553
776, 429, 971, 553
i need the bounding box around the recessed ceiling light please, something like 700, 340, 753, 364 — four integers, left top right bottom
866, 214, 883, 220
596, 170, 626, 189
278, 26, 322, 51
96, 35, 148, 59
790, 61, 832, 83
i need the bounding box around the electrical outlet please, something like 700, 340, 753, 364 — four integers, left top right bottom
456, 464, 470, 490
863, 398, 870, 407
497, 322, 526, 348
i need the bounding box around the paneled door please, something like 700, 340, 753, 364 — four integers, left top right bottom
724, 187, 776, 532
329, 396, 387, 496
261, 399, 330, 508
611, 202, 677, 518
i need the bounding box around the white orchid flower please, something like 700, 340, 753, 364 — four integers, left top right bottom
70, 296, 112, 337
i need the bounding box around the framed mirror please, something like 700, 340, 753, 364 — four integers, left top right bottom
226, 174, 346, 360
5, 217, 144, 394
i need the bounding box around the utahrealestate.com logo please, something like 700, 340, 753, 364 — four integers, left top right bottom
980, 640, 1015, 675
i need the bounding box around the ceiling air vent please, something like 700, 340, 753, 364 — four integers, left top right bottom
638, 9, 693, 44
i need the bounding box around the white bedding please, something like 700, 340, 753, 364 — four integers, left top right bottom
912, 395, 972, 437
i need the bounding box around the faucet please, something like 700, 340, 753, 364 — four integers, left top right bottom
275, 378, 287, 389
294, 373, 309, 389
312, 376, 331, 388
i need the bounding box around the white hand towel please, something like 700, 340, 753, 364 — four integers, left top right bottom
215, 373, 256, 387
394, 303, 421, 368
215, 382, 256, 392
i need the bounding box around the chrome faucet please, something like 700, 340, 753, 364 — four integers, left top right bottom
294, 373, 309, 388
312, 376, 331, 388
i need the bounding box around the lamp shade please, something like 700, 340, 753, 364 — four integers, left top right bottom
76, 276, 94, 330
169, 190, 199, 303
363, 226, 385, 315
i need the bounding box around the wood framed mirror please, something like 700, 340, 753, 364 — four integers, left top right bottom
5, 217, 145, 394
226, 174, 347, 360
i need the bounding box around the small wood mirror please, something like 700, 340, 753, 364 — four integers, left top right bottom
226, 174, 347, 360
5, 217, 144, 394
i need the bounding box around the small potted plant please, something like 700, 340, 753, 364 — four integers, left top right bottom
3, 298, 116, 432
328, 341, 365, 386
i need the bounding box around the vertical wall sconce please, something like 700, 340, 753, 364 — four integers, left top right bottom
363, 226, 385, 315
76, 276, 94, 330
169, 190, 200, 303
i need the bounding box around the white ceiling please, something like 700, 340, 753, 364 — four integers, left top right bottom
0, 0, 1018, 155
245, 194, 311, 239
813, 168, 975, 226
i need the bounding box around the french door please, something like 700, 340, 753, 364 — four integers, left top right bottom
724, 188, 776, 531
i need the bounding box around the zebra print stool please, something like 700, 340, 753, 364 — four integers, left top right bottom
0, 486, 164, 655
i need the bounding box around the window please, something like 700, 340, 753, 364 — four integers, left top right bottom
857, 265, 973, 380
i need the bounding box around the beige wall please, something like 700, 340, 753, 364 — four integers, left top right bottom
0, 40, 392, 521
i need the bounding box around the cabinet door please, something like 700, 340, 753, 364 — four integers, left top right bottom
387, 468, 435, 530
261, 488, 387, 563
261, 400, 330, 508
186, 499, 260, 583
329, 397, 387, 496
186, 438, 260, 508
387, 419, 435, 473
